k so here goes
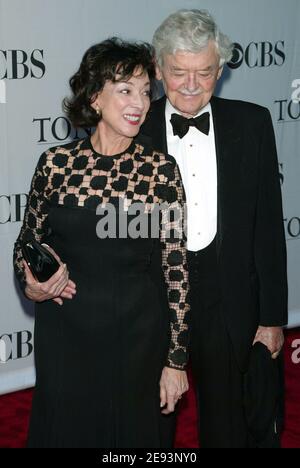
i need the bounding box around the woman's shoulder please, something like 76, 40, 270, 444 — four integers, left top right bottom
47, 138, 87, 157
38, 138, 88, 167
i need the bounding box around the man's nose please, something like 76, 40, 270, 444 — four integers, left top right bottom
186, 73, 198, 92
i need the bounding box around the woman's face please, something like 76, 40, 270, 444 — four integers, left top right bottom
93, 69, 151, 140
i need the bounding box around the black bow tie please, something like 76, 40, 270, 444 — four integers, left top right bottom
170, 112, 210, 138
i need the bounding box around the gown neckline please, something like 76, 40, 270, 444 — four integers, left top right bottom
87, 136, 136, 159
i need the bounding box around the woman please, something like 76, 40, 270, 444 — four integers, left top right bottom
14, 37, 190, 448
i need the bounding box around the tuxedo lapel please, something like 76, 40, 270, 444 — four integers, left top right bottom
143, 95, 243, 258
142, 96, 168, 154
210, 96, 242, 258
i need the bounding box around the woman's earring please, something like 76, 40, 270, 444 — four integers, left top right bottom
96, 106, 101, 116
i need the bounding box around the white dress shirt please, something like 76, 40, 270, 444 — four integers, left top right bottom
165, 100, 217, 252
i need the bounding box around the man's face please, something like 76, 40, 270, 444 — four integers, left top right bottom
157, 41, 223, 117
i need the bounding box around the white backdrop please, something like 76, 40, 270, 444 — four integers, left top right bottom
0, 0, 299, 394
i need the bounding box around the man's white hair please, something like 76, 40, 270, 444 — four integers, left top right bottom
153, 9, 233, 68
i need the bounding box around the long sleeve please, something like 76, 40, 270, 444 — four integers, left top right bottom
13, 152, 50, 292
159, 160, 190, 370
254, 109, 288, 326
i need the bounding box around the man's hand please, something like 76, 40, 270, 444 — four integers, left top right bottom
159, 367, 189, 415
252, 326, 284, 359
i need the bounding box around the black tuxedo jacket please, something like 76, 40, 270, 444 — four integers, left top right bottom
141, 95, 288, 371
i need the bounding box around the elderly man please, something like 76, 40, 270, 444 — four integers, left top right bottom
142, 9, 288, 448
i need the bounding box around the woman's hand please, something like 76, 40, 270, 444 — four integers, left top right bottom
159, 367, 189, 414
24, 244, 76, 305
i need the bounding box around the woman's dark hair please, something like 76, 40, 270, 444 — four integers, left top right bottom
63, 37, 156, 128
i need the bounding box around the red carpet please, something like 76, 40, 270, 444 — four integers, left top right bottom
1, 329, 299, 448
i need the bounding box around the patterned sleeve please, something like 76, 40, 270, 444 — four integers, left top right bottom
13, 151, 50, 292
159, 160, 190, 370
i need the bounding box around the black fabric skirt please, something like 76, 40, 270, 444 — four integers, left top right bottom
28, 206, 170, 448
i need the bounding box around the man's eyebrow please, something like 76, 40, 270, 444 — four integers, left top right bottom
170, 65, 214, 71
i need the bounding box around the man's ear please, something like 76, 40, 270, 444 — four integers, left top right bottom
155, 64, 163, 81
217, 66, 224, 80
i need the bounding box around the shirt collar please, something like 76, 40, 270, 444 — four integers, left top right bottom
165, 100, 212, 138
166, 99, 212, 121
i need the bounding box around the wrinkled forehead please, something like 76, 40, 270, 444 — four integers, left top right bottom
161, 45, 220, 70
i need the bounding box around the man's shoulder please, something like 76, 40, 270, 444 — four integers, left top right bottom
147, 95, 271, 122
212, 96, 270, 121
146, 96, 166, 120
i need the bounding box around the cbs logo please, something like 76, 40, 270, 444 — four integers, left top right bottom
228, 41, 285, 69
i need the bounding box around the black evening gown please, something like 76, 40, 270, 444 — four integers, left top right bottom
14, 135, 189, 448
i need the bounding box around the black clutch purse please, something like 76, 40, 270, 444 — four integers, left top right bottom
22, 240, 60, 282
